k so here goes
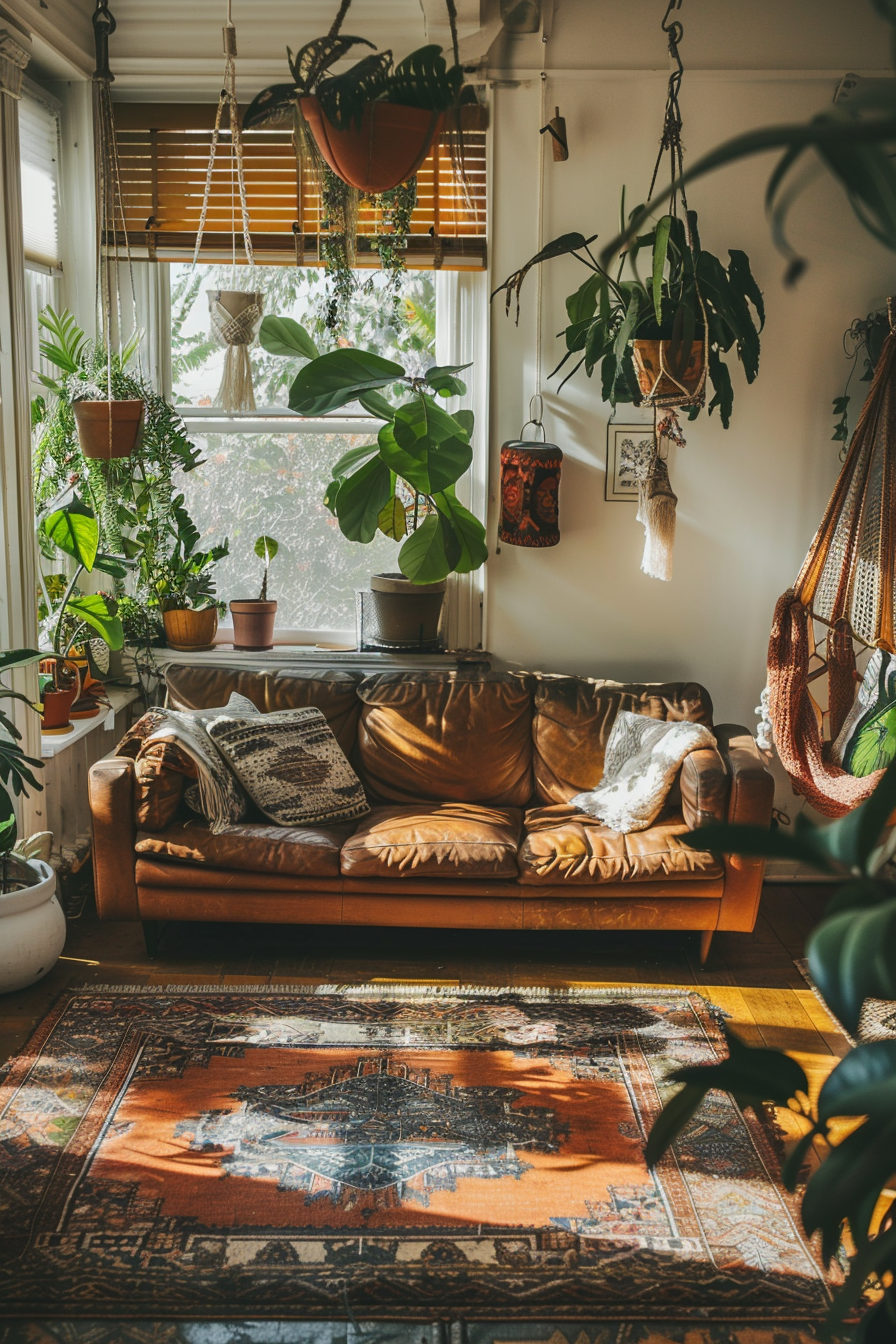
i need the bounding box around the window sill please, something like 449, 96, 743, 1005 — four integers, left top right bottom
41, 687, 142, 759
152, 646, 489, 673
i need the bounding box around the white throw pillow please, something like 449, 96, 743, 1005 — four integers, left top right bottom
571, 710, 716, 833
207, 706, 370, 827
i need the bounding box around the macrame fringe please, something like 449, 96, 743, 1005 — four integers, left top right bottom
208, 291, 264, 413
632, 411, 683, 582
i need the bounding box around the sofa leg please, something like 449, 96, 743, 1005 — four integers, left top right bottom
698, 929, 714, 967
142, 920, 161, 959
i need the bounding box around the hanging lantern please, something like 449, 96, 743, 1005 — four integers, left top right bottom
499, 421, 562, 548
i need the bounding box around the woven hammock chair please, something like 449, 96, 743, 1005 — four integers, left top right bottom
768, 310, 896, 817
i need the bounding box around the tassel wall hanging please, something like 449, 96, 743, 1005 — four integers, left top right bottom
629, 411, 684, 582
193, 1, 263, 413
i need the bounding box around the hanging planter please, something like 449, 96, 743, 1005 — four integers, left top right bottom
207, 290, 265, 413
299, 96, 443, 195
72, 399, 144, 460
631, 338, 706, 410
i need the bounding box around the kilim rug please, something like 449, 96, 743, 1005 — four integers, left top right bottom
794, 957, 896, 1043
0, 985, 835, 1325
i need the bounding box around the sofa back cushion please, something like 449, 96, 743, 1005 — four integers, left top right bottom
532, 676, 714, 804
164, 664, 363, 756
356, 671, 533, 806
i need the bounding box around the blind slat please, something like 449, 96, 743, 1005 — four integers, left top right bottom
111, 103, 487, 269
20, 94, 61, 269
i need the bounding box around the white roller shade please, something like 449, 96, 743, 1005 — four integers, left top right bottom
19, 93, 60, 269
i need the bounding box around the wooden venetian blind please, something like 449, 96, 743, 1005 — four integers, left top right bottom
111, 103, 487, 269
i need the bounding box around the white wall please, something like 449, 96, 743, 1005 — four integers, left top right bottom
485, 0, 896, 733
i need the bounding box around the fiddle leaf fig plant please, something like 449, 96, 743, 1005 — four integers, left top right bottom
650, 762, 896, 1341
492, 212, 764, 428
258, 317, 487, 584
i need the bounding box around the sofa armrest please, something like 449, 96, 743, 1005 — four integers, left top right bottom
89, 756, 139, 921
713, 723, 774, 932
680, 747, 729, 830
715, 724, 775, 826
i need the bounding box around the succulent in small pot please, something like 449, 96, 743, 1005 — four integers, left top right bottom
230, 536, 279, 651
152, 533, 229, 653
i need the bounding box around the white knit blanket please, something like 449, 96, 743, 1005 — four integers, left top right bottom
571, 710, 716, 834
145, 693, 258, 833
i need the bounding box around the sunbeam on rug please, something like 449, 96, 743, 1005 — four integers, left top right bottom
0, 985, 835, 1323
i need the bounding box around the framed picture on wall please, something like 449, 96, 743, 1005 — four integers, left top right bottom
605, 423, 655, 502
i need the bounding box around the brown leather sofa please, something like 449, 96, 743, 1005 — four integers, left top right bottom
88, 665, 774, 963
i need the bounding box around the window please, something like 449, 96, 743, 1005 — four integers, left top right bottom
19, 83, 62, 389
151, 263, 487, 646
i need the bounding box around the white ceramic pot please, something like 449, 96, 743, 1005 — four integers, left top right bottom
0, 859, 65, 994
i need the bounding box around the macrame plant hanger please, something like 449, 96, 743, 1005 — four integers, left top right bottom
765, 301, 896, 817
85, 0, 145, 462
626, 0, 708, 581
193, 0, 263, 413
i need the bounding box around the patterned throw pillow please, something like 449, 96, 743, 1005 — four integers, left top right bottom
831, 649, 896, 776
207, 707, 370, 827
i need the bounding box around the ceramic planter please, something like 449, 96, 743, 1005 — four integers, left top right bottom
0, 858, 65, 994
229, 600, 277, 651
163, 607, 219, 653
369, 573, 446, 648
73, 399, 145, 460
631, 339, 705, 408
299, 96, 443, 194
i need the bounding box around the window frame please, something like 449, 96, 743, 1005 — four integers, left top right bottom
146, 266, 488, 652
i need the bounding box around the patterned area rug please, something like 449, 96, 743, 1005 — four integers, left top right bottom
0, 985, 834, 1324
794, 957, 896, 1042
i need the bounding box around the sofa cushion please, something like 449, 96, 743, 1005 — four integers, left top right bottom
532, 676, 714, 804
340, 803, 522, 879
518, 804, 723, 884
356, 671, 533, 806
135, 819, 353, 877
207, 707, 370, 827
133, 739, 197, 830
165, 664, 363, 755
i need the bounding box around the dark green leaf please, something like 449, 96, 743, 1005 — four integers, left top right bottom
331, 442, 380, 478
398, 514, 462, 584
808, 898, 896, 1034
818, 1041, 896, 1122
823, 1219, 896, 1331
683, 820, 835, 872
644, 1083, 708, 1167
358, 388, 396, 420
706, 347, 734, 428
0, 650, 42, 674
433, 489, 488, 574
652, 214, 673, 325
425, 369, 467, 398
65, 594, 124, 650
45, 498, 98, 571
387, 44, 463, 113
254, 535, 279, 563
801, 1113, 896, 1261
242, 84, 299, 131
379, 398, 473, 495
566, 272, 602, 325
727, 248, 765, 329
289, 349, 405, 416
377, 493, 406, 541
333, 458, 392, 543
781, 1127, 820, 1191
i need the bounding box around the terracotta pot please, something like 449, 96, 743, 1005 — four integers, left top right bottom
229, 600, 277, 651
369, 573, 446, 648
39, 661, 81, 730
163, 607, 219, 653
631, 339, 705, 407
73, 399, 145, 460
299, 96, 444, 194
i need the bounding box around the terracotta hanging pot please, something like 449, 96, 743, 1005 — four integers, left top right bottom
299, 96, 444, 194
631, 339, 705, 409
229, 600, 277, 652
499, 440, 563, 548
73, 399, 145, 460
163, 607, 219, 653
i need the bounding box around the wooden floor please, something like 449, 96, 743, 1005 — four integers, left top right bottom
0, 881, 847, 1079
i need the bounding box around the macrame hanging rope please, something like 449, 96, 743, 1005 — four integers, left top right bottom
765, 310, 896, 816
193, 0, 263, 413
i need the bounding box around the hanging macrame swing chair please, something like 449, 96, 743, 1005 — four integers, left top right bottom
768, 302, 896, 818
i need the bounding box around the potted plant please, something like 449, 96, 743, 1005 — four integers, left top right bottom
151, 532, 229, 653
37, 307, 144, 460
38, 497, 127, 731
0, 647, 65, 995
646, 760, 896, 1342
244, 35, 463, 195
492, 214, 764, 428
230, 536, 280, 651
258, 315, 487, 643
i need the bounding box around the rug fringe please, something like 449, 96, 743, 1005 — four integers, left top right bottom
82, 982, 718, 1004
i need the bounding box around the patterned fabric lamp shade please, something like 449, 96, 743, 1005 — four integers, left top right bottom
499, 439, 563, 547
